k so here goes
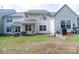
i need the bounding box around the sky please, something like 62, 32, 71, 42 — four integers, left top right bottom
0, 0, 79, 13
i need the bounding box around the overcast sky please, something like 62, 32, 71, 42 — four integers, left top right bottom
0, 0, 79, 14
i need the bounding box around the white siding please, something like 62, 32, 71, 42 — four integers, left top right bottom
37, 15, 50, 34
26, 14, 51, 34
4, 17, 24, 34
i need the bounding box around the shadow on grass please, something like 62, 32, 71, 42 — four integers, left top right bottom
0, 34, 12, 37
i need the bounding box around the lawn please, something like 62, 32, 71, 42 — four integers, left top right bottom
66, 34, 79, 42
0, 35, 79, 54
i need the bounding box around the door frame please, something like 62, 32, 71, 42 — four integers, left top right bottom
25, 24, 35, 34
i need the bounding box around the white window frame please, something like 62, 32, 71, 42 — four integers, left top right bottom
7, 17, 12, 22
25, 25, 32, 31
6, 27, 11, 32
66, 20, 71, 29
15, 26, 20, 32
39, 25, 46, 31
77, 18, 79, 27
40, 15, 46, 20
61, 20, 71, 29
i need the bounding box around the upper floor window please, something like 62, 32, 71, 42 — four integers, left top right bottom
40, 15, 46, 20
7, 18, 12, 22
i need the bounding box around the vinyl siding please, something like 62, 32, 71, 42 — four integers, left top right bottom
4, 16, 24, 34
54, 5, 77, 33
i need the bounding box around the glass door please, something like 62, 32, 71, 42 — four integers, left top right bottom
25, 25, 32, 31
31, 24, 35, 32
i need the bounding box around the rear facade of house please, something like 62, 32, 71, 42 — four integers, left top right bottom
0, 4, 79, 35
3, 10, 52, 35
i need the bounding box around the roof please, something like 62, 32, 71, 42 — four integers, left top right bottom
23, 19, 36, 21
50, 12, 56, 16
0, 9, 16, 16
11, 22, 22, 26
53, 4, 77, 17
25, 10, 51, 16
7, 12, 24, 17
26, 10, 49, 13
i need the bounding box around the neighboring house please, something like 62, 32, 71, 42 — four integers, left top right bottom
4, 12, 25, 34
52, 4, 78, 35
1, 4, 79, 35
0, 9, 16, 34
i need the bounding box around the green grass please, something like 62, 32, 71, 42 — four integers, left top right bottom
0, 35, 49, 44
0, 35, 51, 53
0, 35, 79, 53
66, 34, 79, 42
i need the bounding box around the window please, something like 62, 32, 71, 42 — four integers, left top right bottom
6, 27, 11, 32
66, 20, 71, 29
15, 27, 20, 32
39, 25, 46, 31
7, 18, 12, 22
43, 25, 46, 31
40, 15, 46, 20
25, 25, 32, 31
40, 25, 42, 31
43, 16, 46, 20
25, 25, 28, 31
61, 21, 65, 28
77, 18, 79, 27
29, 25, 31, 31
61, 20, 71, 29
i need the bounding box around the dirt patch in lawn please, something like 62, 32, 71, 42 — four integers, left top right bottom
1, 41, 79, 54
25, 42, 77, 54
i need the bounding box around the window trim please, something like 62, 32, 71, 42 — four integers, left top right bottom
61, 21, 65, 29
61, 20, 71, 29
15, 26, 20, 32
39, 25, 46, 31
25, 25, 32, 31
66, 20, 71, 29
40, 15, 46, 20
7, 18, 12, 22
6, 27, 11, 32
77, 18, 79, 27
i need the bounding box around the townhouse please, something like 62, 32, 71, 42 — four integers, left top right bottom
0, 4, 79, 35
